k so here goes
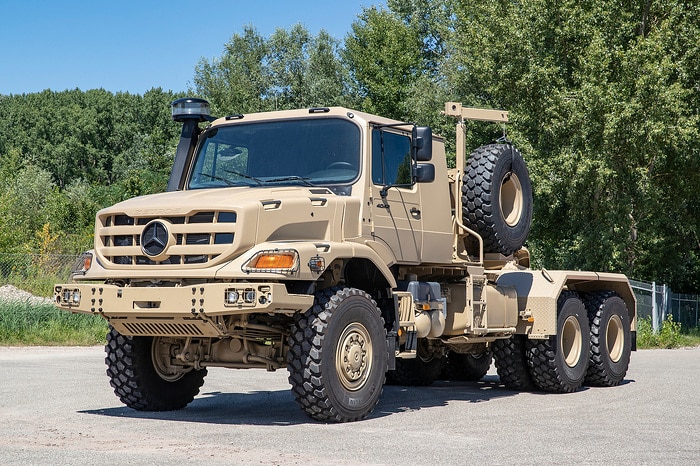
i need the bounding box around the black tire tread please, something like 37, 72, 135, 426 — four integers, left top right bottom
584, 291, 631, 387
526, 291, 589, 393
462, 144, 533, 256
492, 335, 536, 390
287, 287, 386, 422
444, 351, 492, 382
105, 327, 206, 411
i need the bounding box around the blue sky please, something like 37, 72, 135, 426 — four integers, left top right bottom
0, 0, 381, 95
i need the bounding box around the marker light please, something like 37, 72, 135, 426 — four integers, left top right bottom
242, 250, 299, 273
71, 252, 93, 276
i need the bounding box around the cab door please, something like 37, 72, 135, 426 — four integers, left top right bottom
369, 128, 422, 263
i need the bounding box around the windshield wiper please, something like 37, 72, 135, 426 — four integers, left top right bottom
263, 176, 315, 187
220, 168, 264, 185
199, 173, 236, 186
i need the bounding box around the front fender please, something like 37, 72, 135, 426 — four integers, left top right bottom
215, 240, 397, 288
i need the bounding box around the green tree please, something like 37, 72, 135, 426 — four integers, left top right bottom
193, 24, 353, 114
445, 0, 700, 291
0, 88, 182, 255
344, 6, 424, 119
193, 25, 270, 115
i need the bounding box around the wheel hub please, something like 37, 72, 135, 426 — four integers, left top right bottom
606, 314, 624, 363
152, 337, 187, 382
336, 323, 372, 391
561, 316, 583, 368
500, 172, 524, 227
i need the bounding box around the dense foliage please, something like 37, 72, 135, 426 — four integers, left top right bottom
0, 88, 183, 254
1, 0, 698, 292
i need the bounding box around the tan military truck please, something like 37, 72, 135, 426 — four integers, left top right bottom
54, 98, 636, 422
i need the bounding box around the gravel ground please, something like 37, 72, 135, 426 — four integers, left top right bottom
0, 285, 52, 305
1, 346, 699, 465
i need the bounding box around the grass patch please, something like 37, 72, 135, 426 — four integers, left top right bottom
636, 315, 700, 349
0, 301, 107, 346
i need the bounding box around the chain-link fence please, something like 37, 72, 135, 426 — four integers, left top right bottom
630, 279, 700, 332
0, 253, 81, 298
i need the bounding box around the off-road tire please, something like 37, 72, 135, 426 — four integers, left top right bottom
584, 291, 632, 387
492, 335, 536, 390
105, 327, 207, 411
444, 351, 492, 381
386, 341, 443, 386
287, 287, 387, 422
526, 291, 590, 392
462, 144, 533, 256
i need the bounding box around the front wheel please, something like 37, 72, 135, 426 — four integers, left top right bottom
105, 327, 207, 411
287, 287, 387, 422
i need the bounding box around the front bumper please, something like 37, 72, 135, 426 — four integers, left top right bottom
54, 282, 314, 337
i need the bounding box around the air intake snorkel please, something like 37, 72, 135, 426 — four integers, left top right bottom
167, 98, 217, 191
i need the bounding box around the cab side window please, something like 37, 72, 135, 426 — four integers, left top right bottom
371, 129, 412, 186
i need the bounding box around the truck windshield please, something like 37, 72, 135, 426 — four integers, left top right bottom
188, 118, 361, 189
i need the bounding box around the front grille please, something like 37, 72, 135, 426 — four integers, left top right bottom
99, 210, 237, 267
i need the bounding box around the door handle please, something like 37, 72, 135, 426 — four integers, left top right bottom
410, 207, 421, 217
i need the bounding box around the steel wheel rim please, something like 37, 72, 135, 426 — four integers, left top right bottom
500, 172, 524, 227
606, 314, 625, 363
561, 315, 583, 368
336, 322, 372, 391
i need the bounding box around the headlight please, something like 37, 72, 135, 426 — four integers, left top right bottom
58, 288, 81, 305
224, 287, 270, 307
226, 290, 239, 304
244, 289, 256, 303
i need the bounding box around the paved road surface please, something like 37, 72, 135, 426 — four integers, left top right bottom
1, 345, 699, 464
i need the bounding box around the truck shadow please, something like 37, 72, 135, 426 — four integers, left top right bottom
79, 374, 524, 426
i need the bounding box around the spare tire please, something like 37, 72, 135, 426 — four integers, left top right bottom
462, 143, 533, 255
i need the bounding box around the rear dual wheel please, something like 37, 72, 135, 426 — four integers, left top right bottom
527, 291, 590, 393
494, 293, 589, 393
444, 351, 492, 382
492, 335, 536, 390
386, 339, 443, 386
584, 291, 632, 387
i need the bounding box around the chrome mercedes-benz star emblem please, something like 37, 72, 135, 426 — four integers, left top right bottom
141, 221, 169, 257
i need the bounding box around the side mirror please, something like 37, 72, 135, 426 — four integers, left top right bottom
413, 126, 433, 161
414, 163, 435, 183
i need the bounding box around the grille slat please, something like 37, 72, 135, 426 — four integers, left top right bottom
119, 321, 211, 337
186, 233, 211, 245
100, 210, 236, 266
